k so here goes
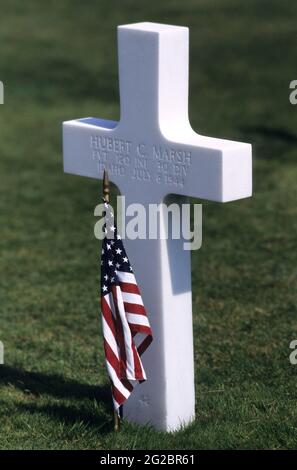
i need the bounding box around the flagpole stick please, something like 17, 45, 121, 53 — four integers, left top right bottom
103, 169, 110, 204
114, 408, 120, 432
103, 170, 120, 431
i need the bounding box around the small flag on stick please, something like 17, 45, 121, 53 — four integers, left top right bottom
100, 171, 153, 427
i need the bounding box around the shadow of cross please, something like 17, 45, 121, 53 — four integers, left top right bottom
62, 22, 252, 432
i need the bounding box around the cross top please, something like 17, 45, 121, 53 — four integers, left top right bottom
63, 22, 252, 204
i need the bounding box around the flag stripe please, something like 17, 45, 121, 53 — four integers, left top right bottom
102, 297, 117, 335
117, 272, 137, 284
102, 316, 119, 360
124, 302, 147, 315
103, 338, 120, 375
122, 292, 144, 306
105, 360, 131, 399
114, 286, 138, 380
130, 324, 152, 337
131, 338, 144, 380
111, 285, 130, 378
126, 313, 151, 328
138, 334, 153, 356
119, 282, 140, 295
103, 293, 117, 321
112, 384, 127, 407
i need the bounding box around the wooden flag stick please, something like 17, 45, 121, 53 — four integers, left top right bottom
114, 409, 120, 432
103, 169, 110, 204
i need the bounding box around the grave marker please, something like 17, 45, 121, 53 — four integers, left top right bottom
63, 22, 252, 431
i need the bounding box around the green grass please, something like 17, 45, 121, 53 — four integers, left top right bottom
1, 0, 297, 449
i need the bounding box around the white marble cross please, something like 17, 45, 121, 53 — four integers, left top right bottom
63, 22, 252, 431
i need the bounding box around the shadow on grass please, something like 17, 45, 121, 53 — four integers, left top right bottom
16, 401, 112, 434
0, 365, 113, 432
0, 365, 110, 402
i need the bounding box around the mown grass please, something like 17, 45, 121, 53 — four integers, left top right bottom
0, 0, 297, 449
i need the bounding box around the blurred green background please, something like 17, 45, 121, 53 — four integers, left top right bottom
0, 0, 297, 449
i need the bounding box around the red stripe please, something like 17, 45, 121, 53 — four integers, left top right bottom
137, 334, 153, 356
104, 339, 120, 377
101, 297, 117, 337
112, 384, 126, 407
121, 377, 133, 393
129, 324, 152, 336
104, 339, 133, 393
119, 282, 140, 295
124, 302, 147, 315
131, 340, 144, 380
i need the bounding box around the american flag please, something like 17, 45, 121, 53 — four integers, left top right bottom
100, 200, 153, 413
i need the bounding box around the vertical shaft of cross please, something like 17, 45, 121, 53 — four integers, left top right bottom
117, 23, 190, 133
118, 192, 195, 431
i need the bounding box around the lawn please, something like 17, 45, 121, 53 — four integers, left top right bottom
0, 0, 297, 450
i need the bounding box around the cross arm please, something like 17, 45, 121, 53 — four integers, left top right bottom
63, 117, 119, 181
159, 129, 252, 203
63, 117, 252, 203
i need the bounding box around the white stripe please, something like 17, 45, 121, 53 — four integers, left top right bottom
105, 360, 131, 399
102, 315, 119, 359
126, 313, 150, 328
117, 271, 136, 284
122, 292, 143, 306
